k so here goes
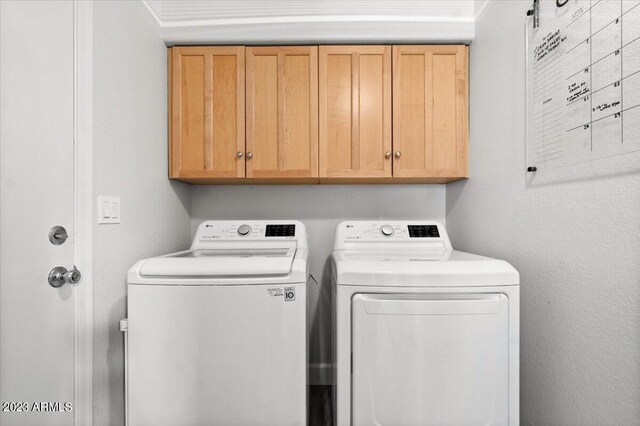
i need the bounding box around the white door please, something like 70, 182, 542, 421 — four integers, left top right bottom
1, 1, 77, 425
352, 293, 509, 426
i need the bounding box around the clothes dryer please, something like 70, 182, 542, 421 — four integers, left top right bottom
332, 221, 519, 426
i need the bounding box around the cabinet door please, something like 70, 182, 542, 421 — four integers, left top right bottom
246, 47, 318, 178
319, 46, 391, 178
169, 47, 245, 179
392, 45, 468, 178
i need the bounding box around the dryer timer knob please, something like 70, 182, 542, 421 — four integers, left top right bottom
380, 225, 394, 237
237, 224, 252, 236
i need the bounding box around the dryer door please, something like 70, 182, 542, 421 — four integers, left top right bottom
352, 293, 509, 426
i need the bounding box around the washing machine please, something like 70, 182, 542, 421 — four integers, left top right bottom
126, 220, 308, 426
332, 221, 519, 426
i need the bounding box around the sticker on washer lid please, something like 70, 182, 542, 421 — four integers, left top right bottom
267, 288, 284, 297
284, 287, 296, 302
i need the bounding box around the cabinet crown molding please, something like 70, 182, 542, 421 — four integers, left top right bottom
141, 0, 475, 44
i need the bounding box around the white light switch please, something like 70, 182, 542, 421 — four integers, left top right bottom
98, 196, 121, 224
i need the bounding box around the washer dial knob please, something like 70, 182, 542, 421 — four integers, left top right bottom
237, 224, 252, 236
380, 225, 394, 237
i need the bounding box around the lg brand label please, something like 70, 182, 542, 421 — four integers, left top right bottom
284, 287, 296, 302
267, 287, 295, 301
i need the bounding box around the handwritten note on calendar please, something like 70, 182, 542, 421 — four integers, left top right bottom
526, 0, 640, 171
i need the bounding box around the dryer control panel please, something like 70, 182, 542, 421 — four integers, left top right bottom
333, 221, 452, 250
407, 225, 440, 238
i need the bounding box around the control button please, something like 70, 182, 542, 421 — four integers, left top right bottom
380, 225, 394, 237
237, 224, 252, 236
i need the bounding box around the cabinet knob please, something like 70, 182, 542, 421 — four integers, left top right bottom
385, 151, 391, 160
394, 151, 401, 159
246, 152, 253, 159
236, 151, 243, 158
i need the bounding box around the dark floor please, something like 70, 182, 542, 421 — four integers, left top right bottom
309, 385, 333, 426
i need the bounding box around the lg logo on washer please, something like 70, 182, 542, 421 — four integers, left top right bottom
266, 287, 296, 302
284, 287, 296, 302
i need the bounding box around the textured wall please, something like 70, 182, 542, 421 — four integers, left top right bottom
447, 1, 640, 424
93, 2, 191, 425
190, 184, 446, 382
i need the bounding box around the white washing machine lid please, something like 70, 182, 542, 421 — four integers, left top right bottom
128, 220, 309, 285
139, 247, 296, 277
332, 249, 519, 287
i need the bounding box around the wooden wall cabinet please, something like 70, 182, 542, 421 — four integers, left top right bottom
319, 46, 391, 179
169, 45, 468, 184
169, 46, 245, 179
246, 47, 318, 179
392, 45, 468, 180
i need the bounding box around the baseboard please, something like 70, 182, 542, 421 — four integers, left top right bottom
309, 363, 334, 386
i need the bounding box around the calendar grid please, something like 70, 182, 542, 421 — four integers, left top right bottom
527, 0, 640, 170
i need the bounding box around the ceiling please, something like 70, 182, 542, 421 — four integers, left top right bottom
142, 0, 480, 45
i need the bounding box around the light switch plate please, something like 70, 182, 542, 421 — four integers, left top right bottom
98, 196, 120, 224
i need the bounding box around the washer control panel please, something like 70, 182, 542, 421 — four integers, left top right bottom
265, 224, 296, 237
198, 222, 297, 240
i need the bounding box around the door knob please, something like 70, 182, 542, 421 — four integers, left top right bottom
246, 152, 253, 159
385, 151, 391, 160
394, 151, 402, 159
48, 265, 82, 288
236, 151, 243, 158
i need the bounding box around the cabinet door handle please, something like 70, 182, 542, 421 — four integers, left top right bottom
385, 151, 391, 160
236, 151, 244, 158
394, 151, 401, 159
246, 152, 253, 159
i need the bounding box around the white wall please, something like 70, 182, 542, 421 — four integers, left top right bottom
447, 1, 640, 424
93, 2, 191, 425
190, 184, 446, 382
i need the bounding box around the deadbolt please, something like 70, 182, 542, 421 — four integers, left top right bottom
49, 226, 68, 245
